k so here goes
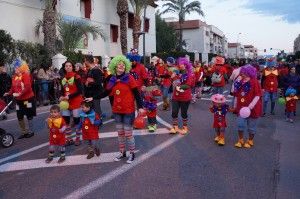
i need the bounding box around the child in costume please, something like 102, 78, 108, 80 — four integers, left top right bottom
158, 57, 173, 110
209, 94, 229, 146
285, 88, 298, 123
126, 49, 148, 92
169, 57, 193, 135
261, 58, 279, 116
45, 105, 67, 163
107, 55, 144, 164
233, 64, 262, 148
77, 101, 101, 159
192, 61, 204, 103
211, 56, 227, 94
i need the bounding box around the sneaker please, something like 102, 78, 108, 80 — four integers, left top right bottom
65, 139, 74, 146
244, 139, 254, 148
87, 151, 95, 159
126, 152, 135, 164
148, 125, 155, 133
289, 119, 294, 123
58, 156, 66, 163
169, 126, 179, 134
45, 156, 53, 163
218, 137, 225, 146
114, 151, 127, 161
234, 139, 244, 148
95, 148, 101, 156
262, 113, 266, 117
285, 118, 289, 122
214, 136, 220, 143
180, 126, 188, 135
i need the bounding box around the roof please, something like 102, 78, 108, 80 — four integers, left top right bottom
228, 43, 239, 48
167, 20, 208, 30
244, 45, 254, 48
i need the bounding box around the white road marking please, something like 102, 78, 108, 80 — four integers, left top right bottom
62, 135, 183, 199
0, 127, 169, 165
0, 151, 139, 173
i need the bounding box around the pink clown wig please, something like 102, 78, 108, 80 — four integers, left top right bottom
177, 57, 192, 76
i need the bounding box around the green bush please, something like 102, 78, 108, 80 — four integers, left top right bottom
63, 50, 85, 64
0, 29, 15, 65
14, 40, 50, 70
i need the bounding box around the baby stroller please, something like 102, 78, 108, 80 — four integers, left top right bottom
0, 99, 14, 148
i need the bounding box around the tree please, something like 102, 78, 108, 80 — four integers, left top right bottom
0, 30, 15, 65
57, 18, 106, 53
35, 0, 57, 58
129, 0, 145, 50
155, 13, 178, 52
117, 0, 129, 55
160, 0, 204, 51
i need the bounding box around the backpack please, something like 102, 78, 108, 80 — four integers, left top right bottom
211, 72, 222, 83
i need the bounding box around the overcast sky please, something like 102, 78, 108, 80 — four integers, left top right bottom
156, 0, 300, 54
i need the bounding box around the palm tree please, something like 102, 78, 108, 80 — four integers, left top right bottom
161, 0, 204, 51
57, 18, 106, 52
129, 0, 146, 50
35, 0, 57, 57
117, 0, 129, 55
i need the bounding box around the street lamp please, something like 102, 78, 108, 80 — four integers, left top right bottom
236, 33, 241, 58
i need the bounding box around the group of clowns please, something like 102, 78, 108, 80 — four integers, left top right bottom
3, 50, 298, 164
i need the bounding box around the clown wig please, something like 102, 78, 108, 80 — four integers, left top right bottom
177, 57, 192, 75
240, 64, 257, 79
108, 55, 131, 75
285, 88, 297, 96
14, 58, 30, 73
166, 57, 175, 65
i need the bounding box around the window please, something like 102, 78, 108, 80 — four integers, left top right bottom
80, 0, 92, 19
128, 13, 134, 29
144, 18, 150, 32
110, 24, 118, 43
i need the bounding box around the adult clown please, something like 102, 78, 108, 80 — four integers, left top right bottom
4, 59, 35, 139
233, 64, 262, 148
126, 49, 148, 92
261, 58, 279, 116
169, 57, 193, 135
59, 61, 83, 146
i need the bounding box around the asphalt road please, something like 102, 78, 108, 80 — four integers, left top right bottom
0, 92, 299, 199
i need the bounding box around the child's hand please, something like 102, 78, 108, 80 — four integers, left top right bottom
229, 107, 236, 113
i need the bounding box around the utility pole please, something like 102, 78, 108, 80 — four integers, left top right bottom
143, 0, 147, 66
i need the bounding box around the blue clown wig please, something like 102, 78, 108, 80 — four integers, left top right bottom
285, 88, 297, 96
266, 60, 276, 68
166, 57, 175, 65
126, 53, 142, 62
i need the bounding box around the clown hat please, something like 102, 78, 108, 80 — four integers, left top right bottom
211, 94, 226, 104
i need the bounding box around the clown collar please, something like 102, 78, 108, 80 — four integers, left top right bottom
80, 110, 96, 124
107, 73, 130, 90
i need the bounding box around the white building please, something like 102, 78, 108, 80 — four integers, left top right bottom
0, 0, 157, 58
244, 45, 258, 59
294, 34, 300, 53
166, 20, 227, 64
228, 43, 245, 59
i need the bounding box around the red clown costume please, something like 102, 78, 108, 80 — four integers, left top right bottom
48, 117, 67, 146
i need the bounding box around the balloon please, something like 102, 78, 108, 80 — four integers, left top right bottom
239, 107, 251, 118
59, 101, 69, 111
133, 116, 146, 129
277, 97, 286, 105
